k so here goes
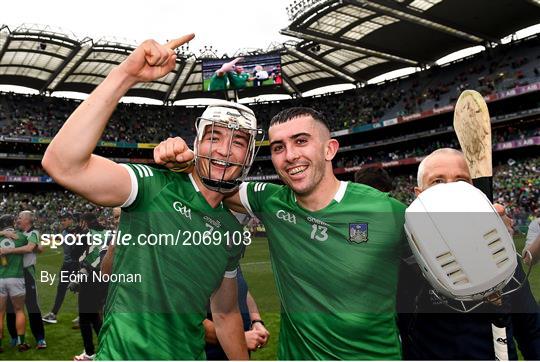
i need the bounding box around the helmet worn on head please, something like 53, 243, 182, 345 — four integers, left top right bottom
404, 181, 522, 312
194, 101, 264, 193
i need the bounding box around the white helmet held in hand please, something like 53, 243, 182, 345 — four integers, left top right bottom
404, 181, 519, 310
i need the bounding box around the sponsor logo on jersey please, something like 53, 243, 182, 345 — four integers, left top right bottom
306, 216, 329, 227
204, 215, 221, 229
496, 337, 508, 345
172, 201, 192, 220
276, 210, 296, 224
349, 223, 368, 243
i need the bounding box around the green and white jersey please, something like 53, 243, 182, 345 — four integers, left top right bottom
239, 181, 407, 360
208, 73, 228, 91
0, 229, 28, 279
228, 72, 249, 89
81, 229, 107, 269
22, 228, 39, 268
97, 164, 244, 361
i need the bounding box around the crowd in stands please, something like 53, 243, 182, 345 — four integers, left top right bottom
0, 35, 538, 143
0, 164, 44, 177
390, 157, 540, 225
0, 92, 202, 144
333, 125, 538, 169
0, 122, 537, 184
0, 190, 117, 233
0, 36, 538, 232
334, 139, 459, 169
0, 155, 537, 232
493, 157, 540, 226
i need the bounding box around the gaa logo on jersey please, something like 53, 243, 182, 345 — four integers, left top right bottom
349, 223, 368, 243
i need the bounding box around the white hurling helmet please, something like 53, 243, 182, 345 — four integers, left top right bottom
404, 181, 526, 312
194, 101, 264, 193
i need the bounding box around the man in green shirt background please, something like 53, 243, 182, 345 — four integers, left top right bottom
0, 214, 30, 352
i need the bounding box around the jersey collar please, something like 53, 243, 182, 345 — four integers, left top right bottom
333, 181, 348, 203
188, 173, 200, 193
293, 181, 348, 204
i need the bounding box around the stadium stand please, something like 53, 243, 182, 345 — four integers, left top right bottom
1, 34, 539, 227
0, 34, 538, 141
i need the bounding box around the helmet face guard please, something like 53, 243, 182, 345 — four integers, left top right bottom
194, 102, 264, 194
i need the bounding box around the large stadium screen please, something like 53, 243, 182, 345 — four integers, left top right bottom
201, 53, 282, 92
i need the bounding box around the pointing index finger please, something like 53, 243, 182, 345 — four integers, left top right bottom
164, 33, 195, 50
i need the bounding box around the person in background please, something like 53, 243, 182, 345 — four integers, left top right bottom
43, 212, 82, 324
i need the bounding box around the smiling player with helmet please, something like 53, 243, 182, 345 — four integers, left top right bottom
42, 33, 264, 360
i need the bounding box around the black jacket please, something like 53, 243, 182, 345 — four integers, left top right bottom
397, 258, 540, 360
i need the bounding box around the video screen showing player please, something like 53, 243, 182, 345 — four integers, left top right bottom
202, 53, 281, 91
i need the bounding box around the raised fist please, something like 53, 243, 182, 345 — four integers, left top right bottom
154, 137, 195, 173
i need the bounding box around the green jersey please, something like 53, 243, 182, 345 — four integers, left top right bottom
208, 73, 228, 91
228, 72, 249, 89
0, 229, 28, 278
239, 181, 406, 360
97, 165, 244, 360
81, 229, 107, 269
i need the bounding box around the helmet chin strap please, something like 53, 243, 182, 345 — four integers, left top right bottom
194, 153, 245, 194
200, 176, 241, 194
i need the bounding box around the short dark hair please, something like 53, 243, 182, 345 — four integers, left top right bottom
270, 107, 330, 132
60, 212, 73, 220
0, 214, 14, 230
354, 167, 394, 193
81, 212, 103, 231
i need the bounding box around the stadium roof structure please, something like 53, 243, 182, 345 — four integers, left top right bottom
1, 0, 539, 102
281, 0, 540, 92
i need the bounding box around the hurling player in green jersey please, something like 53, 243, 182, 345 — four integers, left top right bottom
43, 34, 264, 360
0, 214, 30, 352
156, 107, 407, 360
208, 57, 248, 91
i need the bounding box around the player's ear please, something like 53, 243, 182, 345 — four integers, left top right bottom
414, 186, 422, 197
325, 138, 339, 161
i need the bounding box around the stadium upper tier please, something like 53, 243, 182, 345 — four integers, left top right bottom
0, 0, 539, 100
0, 34, 539, 143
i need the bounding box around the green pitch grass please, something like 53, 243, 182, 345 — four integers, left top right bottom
1, 235, 537, 360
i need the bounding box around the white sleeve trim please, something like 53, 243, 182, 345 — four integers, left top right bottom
525, 219, 540, 246
239, 182, 255, 218
224, 268, 238, 279
120, 164, 139, 208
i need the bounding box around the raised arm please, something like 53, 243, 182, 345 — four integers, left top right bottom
0, 242, 35, 255
42, 34, 194, 207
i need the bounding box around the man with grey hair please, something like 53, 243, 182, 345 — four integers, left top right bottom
414, 148, 470, 192
2, 210, 47, 349
397, 148, 540, 360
